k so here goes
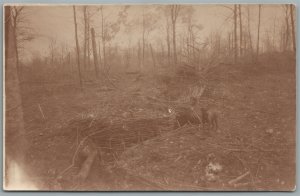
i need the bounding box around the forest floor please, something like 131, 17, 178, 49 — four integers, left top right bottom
20, 54, 296, 191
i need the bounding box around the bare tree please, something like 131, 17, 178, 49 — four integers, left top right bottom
73, 6, 83, 88
166, 15, 171, 66
100, 6, 106, 69
138, 7, 159, 69
87, 10, 91, 68
283, 5, 290, 51
91, 27, 99, 78
138, 40, 142, 70
10, 6, 35, 75
98, 40, 102, 68
142, 9, 146, 69
11, 6, 24, 73
83, 6, 88, 70
100, 6, 126, 69
5, 5, 28, 188
234, 5, 237, 63
256, 5, 261, 60
247, 6, 253, 57
149, 43, 156, 67
170, 5, 180, 66
49, 38, 57, 66
272, 16, 277, 51
290, 4, 296, 52
239, 5, 243, 57
181, 6, 202, 65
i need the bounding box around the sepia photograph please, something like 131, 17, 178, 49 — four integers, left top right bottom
3, 4, 296, 191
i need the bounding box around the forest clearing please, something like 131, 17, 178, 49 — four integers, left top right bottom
4, 4, 296, 191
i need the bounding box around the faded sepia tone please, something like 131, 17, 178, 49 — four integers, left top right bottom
3, 4, 296, 191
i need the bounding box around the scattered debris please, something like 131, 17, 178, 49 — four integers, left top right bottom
228, 171, 250, 185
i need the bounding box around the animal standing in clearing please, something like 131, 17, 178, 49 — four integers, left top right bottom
190, 97, 219, 132
199, 108, 219, 131
172, 97, 220, 132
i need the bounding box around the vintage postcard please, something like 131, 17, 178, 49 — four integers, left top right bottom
3, 4, 296, 191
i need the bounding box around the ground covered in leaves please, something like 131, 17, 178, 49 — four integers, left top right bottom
20, 54, 295, 191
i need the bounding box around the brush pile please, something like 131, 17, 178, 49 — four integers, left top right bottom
55, 114, 175, 187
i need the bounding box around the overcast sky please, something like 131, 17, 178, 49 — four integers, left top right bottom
13, 4, 286, 61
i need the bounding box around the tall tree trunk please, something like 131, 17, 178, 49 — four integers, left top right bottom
67, 52, 71, 70
284, 5, 290, 51
290, 4, 296, 52
101, 7, 106, 69
186, 37, 190, 63
228, 32, 231, 56
172, 19, 177, 65
51, 52, 54, 66
239, 5, 243, 57
138, 40, 142, 70
142, 10, 145, 69
247, 6, 253, 57
73, 6, 83, 89
166, 19, 171, 66
87, 9, 91, 69
160, 42, 164, 64
5, 6, 28, 189
192, 33, 196, 62
234, 5, 237, 64
60, 46, 64, 65
83, 6, 87, 70
150, 44, 156, 67
171, 5, 180, 66
12, 17, 20, 75
280, 27, 285, 51
98, 40, 102, 68
91, 28, 99, 78
272, 16, 276, 51
243, 30, 247, 53
256, 5, 261, 60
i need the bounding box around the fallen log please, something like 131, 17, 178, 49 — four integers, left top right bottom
228, 171, 250, 185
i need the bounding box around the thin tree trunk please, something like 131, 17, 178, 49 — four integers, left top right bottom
256, 5, 261, 60
192, 33, 196, 62
228, 32, 231, 56
51, 53, 54, 66
172, 19, 177, 65
160, 42, 164, 64
12, 17, 20, 75
166, 20, 171, 66
67, 52, 71, 71
73, 6, 83, 89
91, 28, 99, 78
234, 5, 237, 64
285, 5, 290, 51
101, 7, 106, 69
150, 44, 156, 67
247, 6, 253, 57
87, 9, 91, 69
5, 6, 28, 189
280, 27, 285, 51
60, 46, 64, 65
243, 31, 247, 53
98, 40, 102, 68
83, 6, 87, 70
272, 16, 276, 51
239, 5, 243, 57
171, 5, 180, 66
186, 37, 190, 62
142, 10, 145, 69
290, 4, 296, 52
138, 40, 141, 70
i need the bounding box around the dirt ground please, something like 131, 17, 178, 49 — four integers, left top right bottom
20, 55, 296, 191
